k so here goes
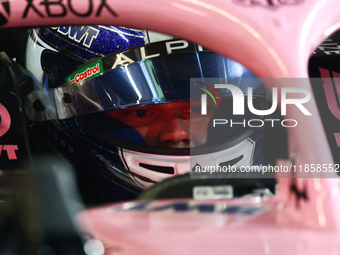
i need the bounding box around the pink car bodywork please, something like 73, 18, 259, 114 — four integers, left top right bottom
3, 0, 340, 254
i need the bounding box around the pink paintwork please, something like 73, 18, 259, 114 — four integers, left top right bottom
4, 0, 340, 254
77, 197, 340, 255
0, 103, 11, 138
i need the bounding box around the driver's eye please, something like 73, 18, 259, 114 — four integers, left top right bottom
136, 109, 147, 117
191, 106, 201, 113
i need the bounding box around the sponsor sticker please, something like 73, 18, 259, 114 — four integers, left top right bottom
66, 59, 103, 84
193, 185, 233, 200
22, 0, 117, 18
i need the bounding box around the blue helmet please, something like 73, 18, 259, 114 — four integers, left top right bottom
24, 26, 271, 203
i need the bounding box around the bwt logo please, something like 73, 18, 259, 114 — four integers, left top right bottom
52, 26, 99, 48
200, 84, 312, 116
0, 104, 19, 160
0, 0, 10, 26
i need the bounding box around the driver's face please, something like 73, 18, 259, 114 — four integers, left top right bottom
108, 101, 218, 148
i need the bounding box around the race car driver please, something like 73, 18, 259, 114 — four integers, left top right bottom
22, 25, 285, 203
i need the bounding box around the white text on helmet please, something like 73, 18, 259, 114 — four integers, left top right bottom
51, 26, 99, 48
111, 40, 203, 69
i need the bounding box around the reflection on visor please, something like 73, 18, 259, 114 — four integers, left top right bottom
24, 50, 264, 122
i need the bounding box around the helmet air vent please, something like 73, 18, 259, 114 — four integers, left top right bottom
139, 163, 175, 174
219, 155, 244, 167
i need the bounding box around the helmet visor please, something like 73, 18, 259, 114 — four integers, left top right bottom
24, 40, 274, 155
24, 40, 267, 121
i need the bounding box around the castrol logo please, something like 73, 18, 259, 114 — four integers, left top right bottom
66, 59, 103, 84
